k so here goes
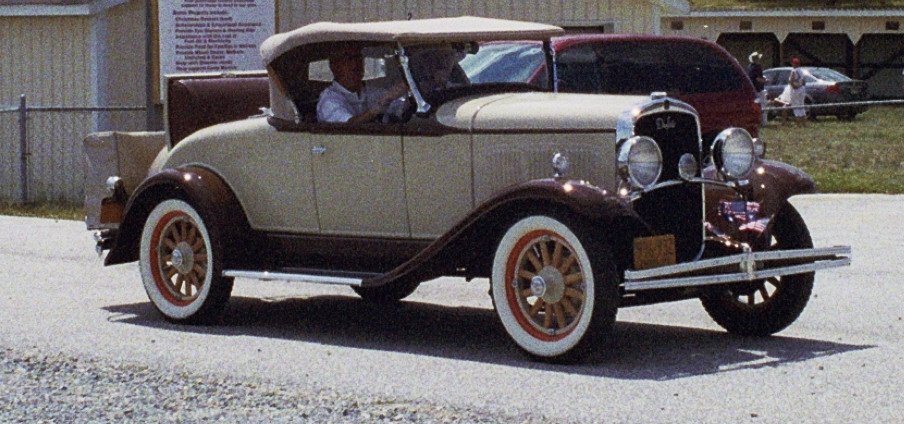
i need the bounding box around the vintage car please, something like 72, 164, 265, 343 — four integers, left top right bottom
84, 17, 851, 362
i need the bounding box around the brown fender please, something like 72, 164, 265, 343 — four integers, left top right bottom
361, 178, 651, 287
104, 166, 257, 267
704, 159, 815, 248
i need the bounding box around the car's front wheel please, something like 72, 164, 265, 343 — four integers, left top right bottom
491, 215, 619, 363
701, 202, 814, 336
139, 199, 233, 323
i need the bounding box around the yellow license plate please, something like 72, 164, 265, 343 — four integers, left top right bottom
633, 235, 676, 270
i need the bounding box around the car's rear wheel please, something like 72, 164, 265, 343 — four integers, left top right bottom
491, 215, 618, 363
701, 203, 814, 336
805, 97, 817, 121
837, 111, 856, 121
139, 199, 233, 324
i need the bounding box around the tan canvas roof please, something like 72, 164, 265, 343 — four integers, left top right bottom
260, 16, 563, 65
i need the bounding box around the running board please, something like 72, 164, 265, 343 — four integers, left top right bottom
222, 269, 380, 287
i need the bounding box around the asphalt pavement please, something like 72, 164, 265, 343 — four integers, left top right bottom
0, 194, 901, 422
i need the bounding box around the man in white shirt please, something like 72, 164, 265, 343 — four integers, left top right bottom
316, 45, 404, 124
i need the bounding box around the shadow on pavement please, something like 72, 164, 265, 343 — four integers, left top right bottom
103, 294, 872, 380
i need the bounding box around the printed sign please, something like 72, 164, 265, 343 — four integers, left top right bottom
158, 0, 274, 91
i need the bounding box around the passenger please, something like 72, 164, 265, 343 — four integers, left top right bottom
408, 46, 467, 96
316, 45, 405, 124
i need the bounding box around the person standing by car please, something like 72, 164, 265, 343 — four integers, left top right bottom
787, 56, 807, 125
747, 51, 767, 126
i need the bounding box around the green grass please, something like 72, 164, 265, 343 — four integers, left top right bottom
690, 0, 904, 10
0, 202, 84, 221
761, 105, 904, 194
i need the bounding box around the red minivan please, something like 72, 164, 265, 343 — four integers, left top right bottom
461, 34, 761, 147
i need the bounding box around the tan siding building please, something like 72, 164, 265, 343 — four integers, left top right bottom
276, 0, 687, 34
0, 0, 147, 202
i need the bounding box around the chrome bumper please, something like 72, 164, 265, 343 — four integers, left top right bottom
623, 246, 851, 292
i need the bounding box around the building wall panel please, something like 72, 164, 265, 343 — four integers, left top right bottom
0, 16, 92, 107
277, 0, 657, 33
0, 16, 95, 203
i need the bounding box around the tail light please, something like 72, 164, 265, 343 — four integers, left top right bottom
826, 83, 841, 94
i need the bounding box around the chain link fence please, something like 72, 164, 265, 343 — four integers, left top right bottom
1, 96, 146, 204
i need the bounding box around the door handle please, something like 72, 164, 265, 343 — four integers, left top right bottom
312, 145, 327, 156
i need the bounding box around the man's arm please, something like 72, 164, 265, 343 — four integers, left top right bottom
317, 89, 356, 123
345, 83, 408, 125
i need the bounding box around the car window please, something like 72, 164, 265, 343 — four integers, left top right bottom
807, 68, 851, 82
768, 70, 791, 85
460, 42, 545, 84
556, 44, 605, 93
557, 41, 744, 95
308, 54, 388, 82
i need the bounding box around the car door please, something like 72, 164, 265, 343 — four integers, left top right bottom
765, 69, 790, 100
308, 125, 409, 238
399, 117, 473, 239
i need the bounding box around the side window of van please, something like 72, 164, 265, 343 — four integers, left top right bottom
588, 41, 743, 95
557, 45, 604, 93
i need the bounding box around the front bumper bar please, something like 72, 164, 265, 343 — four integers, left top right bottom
623, 246, 851, 292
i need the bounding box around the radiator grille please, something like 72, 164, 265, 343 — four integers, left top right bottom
632, 111, 704, 262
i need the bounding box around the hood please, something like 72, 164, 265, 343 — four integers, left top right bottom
436, 92, 646, 132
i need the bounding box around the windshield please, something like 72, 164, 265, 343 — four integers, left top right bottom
459, 42, 546, 84
404, 41, 548, 104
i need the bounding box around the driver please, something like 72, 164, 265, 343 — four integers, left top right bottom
316, 45, 406, 124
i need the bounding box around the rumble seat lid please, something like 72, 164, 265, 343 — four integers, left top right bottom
261, 16, 563, 65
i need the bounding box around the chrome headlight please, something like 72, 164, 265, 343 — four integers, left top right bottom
711, 128, 755, 180
618, 136, 662, 190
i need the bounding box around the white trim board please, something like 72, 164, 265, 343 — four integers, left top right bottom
0, 0, 130, 17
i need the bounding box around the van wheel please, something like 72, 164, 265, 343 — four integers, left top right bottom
491, 215, 619, 363
701, 203, 814, 336
139, 199, 233, 324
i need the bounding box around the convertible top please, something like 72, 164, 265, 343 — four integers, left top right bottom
260, 16, 563, 65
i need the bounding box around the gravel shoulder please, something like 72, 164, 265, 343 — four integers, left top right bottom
1, 345, 543, 423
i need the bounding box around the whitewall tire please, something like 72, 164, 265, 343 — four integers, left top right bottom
139, 199, 232, 323
491, 215, 618, 362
